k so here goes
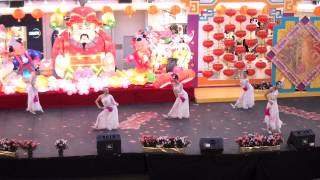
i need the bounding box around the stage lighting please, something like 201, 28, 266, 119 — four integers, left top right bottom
287, 129, 315, 151
199, 137, 223, 155
97, 133, 121, 156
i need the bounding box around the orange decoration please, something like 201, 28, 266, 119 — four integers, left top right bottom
314, 6, 320, 16
148, 5, 159, 15
124, 6, 136, 17
12, 8, 25, 22
239, 6, 248, 15
262, 6, 269, 15
31, 9, 44, 21
170, 5, 181, 16
215, 5, 226, 15
102, 6, 112, 13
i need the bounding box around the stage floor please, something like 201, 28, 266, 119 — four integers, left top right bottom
0, 97, 320, 158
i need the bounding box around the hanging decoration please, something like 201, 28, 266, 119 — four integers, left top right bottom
223, 69, 234, 77
215, 5, 226, 15
102, 6, 113, 13
223, 53, 234, 62
213, 49, 224, 57
202, 70, 213, 78
234, 61, 245, 70
265, 69, 272, 76
239, 6, 248, 15
213, 33, 224, 41
203, 24, 214, 32
255, 61, 267, 69
212, 63, 224, 72
170, 5, 181, 16
125, 5, 136, 17
31, 9, 44, 21
246, 8, 257, 17
247, 68, 255, 76
12, 9, 25, 22
148, 5, 159, 15
213, 16, 224, 24
203, 55, 214, 64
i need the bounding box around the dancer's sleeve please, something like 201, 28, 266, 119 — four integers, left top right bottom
110, 95, 119, 106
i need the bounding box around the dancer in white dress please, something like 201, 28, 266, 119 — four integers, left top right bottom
231, 70, 255, 109
163, 74, 190, 119
92, 87, 119, 130
26, 72, 44, 114
264, 79, 284, 134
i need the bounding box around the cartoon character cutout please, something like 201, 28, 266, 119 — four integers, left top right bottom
52, 6, 116, 79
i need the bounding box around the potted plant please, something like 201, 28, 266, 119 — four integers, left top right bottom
54, 139, 68, 157
19, 140, 39, 158
140, 136, 191, 154
236, 133, 283, 153
0, 138, 19, 158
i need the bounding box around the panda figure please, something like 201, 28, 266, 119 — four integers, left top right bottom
249, 17, 261, 30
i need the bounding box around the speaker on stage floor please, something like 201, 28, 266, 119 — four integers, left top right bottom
287, 129, 315, 150
9, 1, 24, 8
97, 133, 121, 156
199, 138, 223, 155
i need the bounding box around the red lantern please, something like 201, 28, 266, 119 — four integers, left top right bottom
256, 45, 267, 54
213, 49, 224, 57
235, 30, 246, 38
203, 24, 214, 32
202, 71, 213, 78
223, 53, 235, 62
234, 61, 245, 70
245, 53, 256, 62
225, 24, 236, 32
267, 22, 276, 30
266, 39, 273, 46
258, 15, 268, 23
223, 69, 235, 76
256, 30, 268, 39
255, 61, 267, 69
246, 24, 257, 32
213, 16, 225, 24
247, 68, 256, 76
213, 33, 224, 41
225, 8, 237, 17
203, 40, 214, 48
213, 63, 224, 71
265, 68, 272, 76
245, 39, 257, 47
247, 8, 257, 17
235, 15, 246, 23
235, 45, 246, 54
12, 9, 25, 22
31, 9, 44, 21
224, 39, 234, 47
203, 55, 214, 63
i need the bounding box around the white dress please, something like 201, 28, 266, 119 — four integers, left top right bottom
94, 94, 119, 130
168, 83, 190, 119
26, 77, 43, 112
235, 79, 255, 109
264, 90, 283, 132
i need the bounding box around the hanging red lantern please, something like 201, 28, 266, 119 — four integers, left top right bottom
203, 55, 214, 63
257, 14, 268, 23
213, 16, 225, 24
202, 71, 213, 78
255, 61, 267, 69
247, 8, 257, 17
240, 6, 248, 15
223, 69, 235, 76
235, 15, 247, 23
256, 30, 268, 39
256, 45, 267, 54
225, 8, 237, 17
31, 9, 44, 21
247, 68, 256, 76
213, 49, 224, 57
265, 68, 272, 76
225, 24, 236, 32
213, 63, 224, 71
245, 39, 257, 47
245, 53, 256, 62
203, 24, 214, 32
266, 39, 273, 46
267, 22, 276, 30
12, 9, 25, 22
223, 53, 235, 62
235, 30, 246, 38
203, 40, 214, 48
235, 45, 246, 54
234, 61, 245, 70
213, 33, 224, 41
246, 24, 257, 32
224, 39, 235, 47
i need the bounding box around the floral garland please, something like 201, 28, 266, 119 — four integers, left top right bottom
140, 136, 191, 148
236, 133, 283, 147
19, 140, 39, 151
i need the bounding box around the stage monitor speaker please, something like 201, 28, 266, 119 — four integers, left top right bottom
199, 138, 223, 155
9, 1, 24, 8
97, 133, 121, 156
119, 0, 132, 3
287, 129, 315, 150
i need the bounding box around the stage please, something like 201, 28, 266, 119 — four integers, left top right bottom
1, 97, 320, 179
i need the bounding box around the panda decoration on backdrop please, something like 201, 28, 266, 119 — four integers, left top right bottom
242, 17, 261, 53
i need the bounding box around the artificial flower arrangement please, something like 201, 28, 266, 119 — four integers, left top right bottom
19, 140, 39, 151
0, 138, 20, 152
54, 139, 68, 150
236, 133, 283, 153
140, 136, 191, 148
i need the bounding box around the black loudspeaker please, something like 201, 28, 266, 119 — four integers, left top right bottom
119, 0, 132, 3
9, 1, 24, 8
97, 133, 121, 155
287, 129, 315, 150
199, 138, 223, 155
166, 58, 177, 73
